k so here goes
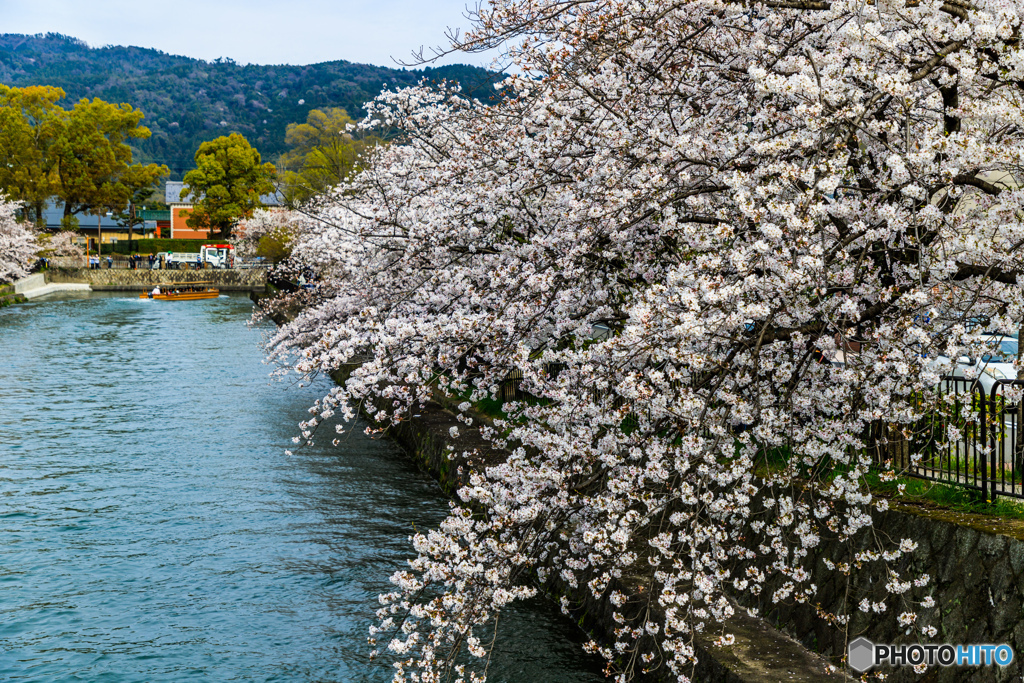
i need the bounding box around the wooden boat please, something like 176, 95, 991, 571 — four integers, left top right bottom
139, 282, 219, 301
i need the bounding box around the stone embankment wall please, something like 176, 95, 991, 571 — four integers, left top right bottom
0, 283, 26, 306
47, 267, 266, 291
734, 502, 1024, 682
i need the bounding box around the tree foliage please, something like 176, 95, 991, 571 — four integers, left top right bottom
0, 85, 168, 226
37, 229, 84, 258
270, 0, 1024, 679
235, 208, 303, 261
54, 97, 168, 220
0, 85, 65, 224
279, 108, 384, 205
181, 133, 276, 240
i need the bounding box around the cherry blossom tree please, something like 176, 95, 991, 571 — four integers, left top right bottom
38, 230, 84, 258
0, 198, 38, 283
235, 208, 301, 260
270, 0, 1024, 679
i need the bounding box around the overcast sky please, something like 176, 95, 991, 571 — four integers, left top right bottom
0, 0, 497, 69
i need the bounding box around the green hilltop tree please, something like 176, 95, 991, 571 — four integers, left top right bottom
279, 107, 383, 206
182, 133, 276, 240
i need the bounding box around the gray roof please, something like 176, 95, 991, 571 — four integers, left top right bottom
165, 181, 194, 204
40, 202, 131, 230
165, 180, 280, 206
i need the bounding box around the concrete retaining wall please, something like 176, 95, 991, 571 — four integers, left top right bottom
8, 274, 89, 300
13, 273, 45, 293
46, 267, 266, 291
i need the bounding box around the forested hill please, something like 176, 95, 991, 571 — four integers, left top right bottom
0, 33, 504, 177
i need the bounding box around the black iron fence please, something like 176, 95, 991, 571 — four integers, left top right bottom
496, 364, 1024, 502
869, 376, 1024, 502
499, 368, 1024, 502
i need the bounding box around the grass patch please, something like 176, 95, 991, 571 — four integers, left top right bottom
866, 472, 1024, 521
472, 396, 509, 420
750, 442, 1024, 521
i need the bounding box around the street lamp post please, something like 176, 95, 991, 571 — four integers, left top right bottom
96, 210, 113, 265
128, 203, 136, 253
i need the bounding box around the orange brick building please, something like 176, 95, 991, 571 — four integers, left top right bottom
165, 180, 281, 239
166, 181, 209, 239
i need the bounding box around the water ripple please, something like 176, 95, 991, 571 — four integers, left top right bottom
0, 292, 600, 682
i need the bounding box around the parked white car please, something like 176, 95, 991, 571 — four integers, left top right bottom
935, 335, 1019, 397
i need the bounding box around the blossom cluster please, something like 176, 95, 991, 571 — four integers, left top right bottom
269, 0, 1024, 678
0, 197, 37, 284
38, 229, 84, 258
234, 208, 305, 259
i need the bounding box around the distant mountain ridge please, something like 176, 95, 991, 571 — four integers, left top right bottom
0, 33, 503, 178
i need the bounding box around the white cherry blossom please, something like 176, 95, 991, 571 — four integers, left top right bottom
269, 0, 1024, 678
0, 198, 37, 283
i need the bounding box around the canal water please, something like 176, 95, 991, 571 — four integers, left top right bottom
0, 292, 601, 682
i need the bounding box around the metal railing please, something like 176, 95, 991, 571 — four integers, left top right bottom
235, 259, 272, 269
499, 368, 1024, 501
869, 376, 1024, 501
51, 256, 165, 270
47, 256, 268, 271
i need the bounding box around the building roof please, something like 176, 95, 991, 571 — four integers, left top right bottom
165, 180, 281, 206
166, 181, 194, 204
40, 202, 129, 231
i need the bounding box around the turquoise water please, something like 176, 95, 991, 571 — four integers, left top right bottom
0, 292, 600, 682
